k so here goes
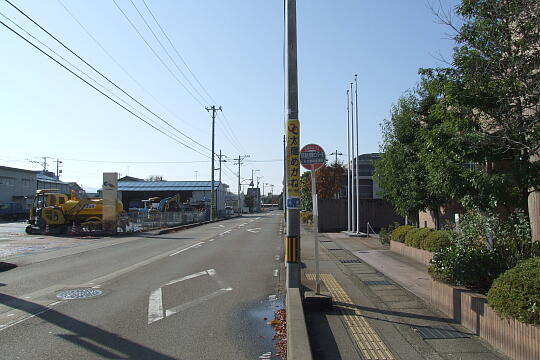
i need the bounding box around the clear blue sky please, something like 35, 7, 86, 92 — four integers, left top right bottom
0, 0, 459, 194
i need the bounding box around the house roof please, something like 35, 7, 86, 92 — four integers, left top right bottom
0, 165, 38, 174
118, 181, 222, 192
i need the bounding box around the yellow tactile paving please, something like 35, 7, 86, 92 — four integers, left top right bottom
306, 273, 395, 360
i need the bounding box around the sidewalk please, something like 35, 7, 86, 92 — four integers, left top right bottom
300, 226, 507, 360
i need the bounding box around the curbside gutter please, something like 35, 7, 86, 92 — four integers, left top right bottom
286, 287, 313, 360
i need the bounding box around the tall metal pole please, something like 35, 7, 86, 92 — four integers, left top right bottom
238, 156, 241, 214
347, 90, 351, 232
283, 134, 287, 216
350, 82, 356, 233
355, 75, 360, 234
206, 105, 222, 221
285, 0, 301, 287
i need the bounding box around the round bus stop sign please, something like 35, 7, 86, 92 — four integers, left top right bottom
300, 144, 326, 171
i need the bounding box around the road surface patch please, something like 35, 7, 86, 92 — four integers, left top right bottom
306, 273, 395, 360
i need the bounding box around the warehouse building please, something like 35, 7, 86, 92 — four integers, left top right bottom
118, 180, 228, 214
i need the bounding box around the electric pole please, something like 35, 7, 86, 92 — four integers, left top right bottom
55, 158, 63, 180
330, 150, 343, 165
217, 150, 227, 215
285, 0, 301, 287
233, 155, 249, 214
206, 105, 222, 221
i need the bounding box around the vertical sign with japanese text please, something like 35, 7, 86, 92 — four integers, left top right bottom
286, 119, 300, 209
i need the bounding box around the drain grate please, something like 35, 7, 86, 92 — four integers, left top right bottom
56, 288, 103, 300
364, 280, 394, 286
327, 248, 345, 251
414, 324, 469, 339
320, 240, 333, 243
340, 259, 362, 264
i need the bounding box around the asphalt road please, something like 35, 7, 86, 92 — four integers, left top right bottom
0, 212, 284, 359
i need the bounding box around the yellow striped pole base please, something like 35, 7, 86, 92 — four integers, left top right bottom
285, 236, 298, 263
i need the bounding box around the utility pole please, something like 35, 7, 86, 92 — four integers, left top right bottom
285, 0, 301, 287
233, 155, 249, 214
217, 150, 227, 215
55, 158, 63, 180
330, 150, 342, 165
206, 105, 222, 221
283, 134, 287, 216
355, 75, 360, 234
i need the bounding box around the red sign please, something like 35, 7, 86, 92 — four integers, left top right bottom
300, 144, 326, 171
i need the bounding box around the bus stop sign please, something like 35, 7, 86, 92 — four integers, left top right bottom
300, 144, 326, 171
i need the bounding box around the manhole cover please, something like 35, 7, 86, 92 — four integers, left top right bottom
364, 280, 394, 285
415, 324, 469, 339
56, 288, 103, 300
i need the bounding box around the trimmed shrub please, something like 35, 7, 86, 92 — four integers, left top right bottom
405, 228, 433, 248
429, 243, 507, 294
422, 230, 452, 252
487, 257, 540, 325
391, 225, 414, 243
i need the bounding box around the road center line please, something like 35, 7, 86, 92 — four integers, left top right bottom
169, 241, 205, 256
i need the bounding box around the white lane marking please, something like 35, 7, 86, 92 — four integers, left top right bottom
147, 288, 163, 324
0, 301, 63, 332
165, 287, 232, 316
208, 238, 215, 242
259, 352, 272, 359
246, 228, 261, 234
219, 229, 232, 236
148, 268, 232, 324
268, 295, 278, 301
255, 217, 261, 220
169, 241, 204, 256
238, 223, 248, 227
219, 224, 225, 228
164, 270, 207, 286
273, 269, 279, 277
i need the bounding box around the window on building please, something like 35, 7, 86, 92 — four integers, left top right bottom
22, 178, 33, 187
0, 176, 15, 186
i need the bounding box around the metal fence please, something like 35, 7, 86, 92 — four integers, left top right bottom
123, 210, 209, 232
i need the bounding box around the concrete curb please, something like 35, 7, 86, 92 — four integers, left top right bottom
156, 215, 241, 235
286, 287, 313, 360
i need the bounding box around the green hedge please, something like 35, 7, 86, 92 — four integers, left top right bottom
391, 225, 414, 243
405, 228, 434, 248
487, 257, 540, 325
422, 230, 452, 252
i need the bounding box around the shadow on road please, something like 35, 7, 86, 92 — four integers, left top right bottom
0, 293, 177, 359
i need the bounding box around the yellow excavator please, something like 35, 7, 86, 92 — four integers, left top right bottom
26, 189, 125, 235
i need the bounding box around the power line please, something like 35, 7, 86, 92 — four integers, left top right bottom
132, 0, 210, 106
111, 0, 206, 108
137, 0, 247, 155
3, 0, 211, 155
0, 17, 211, 158
140, 0, 217, 105
0, 11, 199, 155
56, 0, 204, 136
